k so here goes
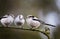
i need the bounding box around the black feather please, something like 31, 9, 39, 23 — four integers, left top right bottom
33, 19, 56, 27
17, 22, 22, 26
29, 16, 34, 18
0, 17, 7, 20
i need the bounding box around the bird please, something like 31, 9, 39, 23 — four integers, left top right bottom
14, 15, 25, 28
26, 15, 56, 29
26, 15, 41, 29
0, 14, 14, 27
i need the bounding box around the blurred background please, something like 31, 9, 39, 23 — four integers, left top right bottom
0, 0, 60, 39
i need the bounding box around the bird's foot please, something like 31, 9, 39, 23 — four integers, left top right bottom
20, 26, 24, 29
29, 28, 35, 31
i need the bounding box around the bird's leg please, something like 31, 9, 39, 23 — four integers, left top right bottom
29, 25, 33, 29
29, 25, 36, 31
29, 26, 34, 30
35, 26, 40, 29
20, 26, 24, 29
19, 26, 23, 29
6, 25, 9, 27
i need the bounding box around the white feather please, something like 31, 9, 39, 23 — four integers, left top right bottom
14, 15, 25, 26
26, 15, 40, 29
1, 15, 14, 27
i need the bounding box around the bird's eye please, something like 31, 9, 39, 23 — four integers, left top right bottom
32, 16, 34, 18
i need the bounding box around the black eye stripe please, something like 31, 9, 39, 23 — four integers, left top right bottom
19, 15, 23, 20
19, 16, 21, 19
0, 17, 7, 20
33, 19, 43, 22
29, 16, 34, 18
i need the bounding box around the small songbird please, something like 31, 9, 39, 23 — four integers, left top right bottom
26, 15, 41, 29
14, 15, 25, 28
26, 15, 56, 29
0, 14, 14, 27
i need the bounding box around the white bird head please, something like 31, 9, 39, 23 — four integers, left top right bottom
3, 15, 9, 17
7, 14, 14, 18
19, 15, 24, 19
27, 15, 38, 19
27, 15, 35, 18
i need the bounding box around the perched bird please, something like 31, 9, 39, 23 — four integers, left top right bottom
14, 15, 25, 28
26, 15, 56, 29
26, 15, 41, 29
0, 14, 14, 27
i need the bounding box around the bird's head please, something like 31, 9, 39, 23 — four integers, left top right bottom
7, 14, 14, 18
27, 15, 38, 19
19, 15, 24, 19
27, 15, 35, 18
3, 15, 9, 17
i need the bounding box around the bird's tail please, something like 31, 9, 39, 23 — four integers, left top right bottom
43, 23, 56, 27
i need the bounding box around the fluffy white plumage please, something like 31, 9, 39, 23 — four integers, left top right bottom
26, 15, 41, 29
0, 14, 14, 27
14, 15, 25, 28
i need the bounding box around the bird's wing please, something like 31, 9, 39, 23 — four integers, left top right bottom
32, 19, 44, 23
33, 19, 56, 27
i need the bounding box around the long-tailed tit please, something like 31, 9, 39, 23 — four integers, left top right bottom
14, 15, 25, 28
26, 15, 41, 29
26, 15, 56, 29
0, 14, 14, 27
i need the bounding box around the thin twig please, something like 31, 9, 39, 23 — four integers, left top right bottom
0, 26, 50, 39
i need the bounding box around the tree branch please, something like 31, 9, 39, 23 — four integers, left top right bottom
0, 26, 50, 39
